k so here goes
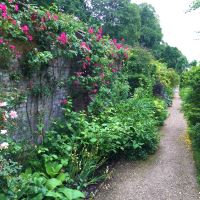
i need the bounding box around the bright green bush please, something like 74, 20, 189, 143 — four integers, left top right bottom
181, 66, 200, 126
181, 66, 200, 183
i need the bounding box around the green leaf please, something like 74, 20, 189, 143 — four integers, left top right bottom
45, 161, 63, 177
32, 193, 44, 200
61, 159, 69, 166
0, 193, 7, 200
46, 191, 64, 198
90, 138, 97, 143
57, 188, 85, 200
57, 172, 70, 182
45, 178, 62, 190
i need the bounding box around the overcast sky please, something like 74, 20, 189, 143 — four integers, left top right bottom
133, 0, 200, 61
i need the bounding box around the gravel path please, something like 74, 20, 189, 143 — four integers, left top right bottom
95, 91, 200, 200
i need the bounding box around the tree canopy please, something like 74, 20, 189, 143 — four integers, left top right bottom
139, 3, 163, 49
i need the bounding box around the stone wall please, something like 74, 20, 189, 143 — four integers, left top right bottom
0, 58, 71, 141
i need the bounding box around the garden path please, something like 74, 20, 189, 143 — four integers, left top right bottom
95, 90, 200, 200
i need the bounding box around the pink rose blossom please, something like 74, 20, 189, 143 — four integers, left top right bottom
82, 62, 88, 69
57, 32, 68, 45
88, 27, 94, 34
15, 4, 19, 12
53, 15, 58, 21
11, 19, 17, 25
112, 39, 117, 44
0, 4, 7, 17
112, 68, 118, 73
115, 43, 123, 50
60, 99, 68, 105
27, 35, 33, 41
9, 110, 18, 119
80, 42, 91, 51
21, 25, 29, 34
9, 45, 16, 50
0, 39, 3, 44
0, 102, 7, 107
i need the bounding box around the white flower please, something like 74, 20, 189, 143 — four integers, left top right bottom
0, 102, 7, 107
0, 130, 7, 135
0, 142, 9, 150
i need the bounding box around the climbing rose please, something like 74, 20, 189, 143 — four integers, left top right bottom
75, 72, 84, 77
15, 4, 19, 12
112, 39, 117, 44
27, 35, 33, 41
112, 68, 118, 73
60, 99, 68, 105
88, 27, 94, 34
115, 43, 123, 50
9, 45, 16, 50
86, 56, 91, 62
57, 32, 68, 45
21, 25, 29, 34
82, 62, 87, 69
0, 39, 3, 44
0, 4, 7, 18
9, 110, 18, 119
11, 19, 17, 25
98, 27, 103, 35
53, 15, 58, 21
80, 42, 91, 51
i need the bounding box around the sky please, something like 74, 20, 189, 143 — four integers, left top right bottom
133, 0, 200, 62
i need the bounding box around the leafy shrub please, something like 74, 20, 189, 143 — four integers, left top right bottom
153, 98, 168, 125
181, 66, 200, 184
124, 47, 156, 94
181, 66, 200, 126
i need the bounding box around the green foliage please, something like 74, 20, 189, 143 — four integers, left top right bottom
88, 0, 141, 45
181, 66, 200, 184
3, 168, 85, 200
181, 66, 200, 126
0, 43, 14, 69
0, 1, 177, 198
139, 3, 163, 49
156, 44, 189, 73
153, 98, 168, 126
124, 47, 155, 94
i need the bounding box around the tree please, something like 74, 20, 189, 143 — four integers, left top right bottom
139, 3, 163, 49
159, 44, 189, 73
89, 0, 141, 45
56, 0, 90, 22
28, 0, 90, 22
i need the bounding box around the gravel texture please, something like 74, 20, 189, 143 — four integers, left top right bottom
95, 90, 200, 200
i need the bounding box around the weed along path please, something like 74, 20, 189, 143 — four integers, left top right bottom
95, 91, 200, 200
